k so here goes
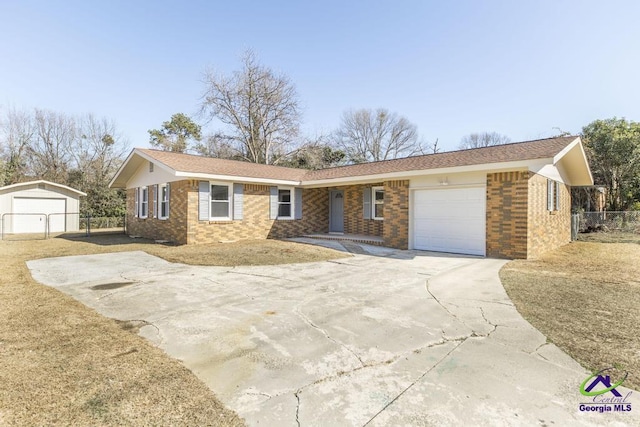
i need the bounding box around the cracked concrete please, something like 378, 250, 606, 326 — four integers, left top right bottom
27, 245, 637, 426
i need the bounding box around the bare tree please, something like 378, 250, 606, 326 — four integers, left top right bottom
70, 114, 129, 215
27, 109, 75, 183
200, 50, 301, 164
334, 108, 422, 163
0, 108, 129, 216
194, 133, 243, 161
0, 107, 35, 185
279, 133, 346, 170
458, 132, 511, 149
426, 138, 441, 154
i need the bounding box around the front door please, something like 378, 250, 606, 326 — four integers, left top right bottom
329, 191, 344, 233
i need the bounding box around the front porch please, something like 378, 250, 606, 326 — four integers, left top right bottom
301, 233, 384, 246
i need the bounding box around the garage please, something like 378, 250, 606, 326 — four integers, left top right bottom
13, 197, 67, 233
412, 186, 486, 256
0, 180, 86, 235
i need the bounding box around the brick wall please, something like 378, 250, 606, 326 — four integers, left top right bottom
126, 180, 399, 245
486, 171, 572, 259
126, 181, 189, 244
183, 182, 330, 244
126, 174, 571, 256
486, 171, 529, 259
527, 173, 571, 258
383, 180, 409, 249
329, 183, 384, 237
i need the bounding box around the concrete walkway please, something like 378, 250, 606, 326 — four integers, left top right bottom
27, 243, 637, 426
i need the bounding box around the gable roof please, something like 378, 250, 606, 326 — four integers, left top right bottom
139, 149, 308, 182
0, 180, 87, 196
110, 136, 592, 188
304, 136, 578, 182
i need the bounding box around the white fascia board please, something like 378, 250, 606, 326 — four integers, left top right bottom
133, 150, 177, 175
300, 159, 547, 188
175, 171, 301, 186
578, 142, 593, 182
551, 137, 594, 185
533, 164, 565, 183
109, 149, 178, 188
0, 179, 87, 196
569, 139, 594, 184
109, 149, 137, 188
552, 137, 581, 164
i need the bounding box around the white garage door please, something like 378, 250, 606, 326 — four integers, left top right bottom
413, 187, 486, 256
12, 197, 66, 233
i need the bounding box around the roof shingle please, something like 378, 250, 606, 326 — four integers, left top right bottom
303, 136, 576, 181
138, 149, 308, 181
137, 136, 577, 183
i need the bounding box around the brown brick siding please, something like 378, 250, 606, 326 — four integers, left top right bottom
127, 173, 572, 256
126, 181, 189, 244
129, 181, 332, 244
328, 183, 383, 237
486, 171, 529, 259
486, 171, 572, 259
383, 180, 409, 249
527, 173, 571, 258
185, 182, 329, 244
127, 170, 574, 256
126, 180, 412, 247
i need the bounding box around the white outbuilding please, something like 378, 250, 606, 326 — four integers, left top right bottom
0, 180, 86, 235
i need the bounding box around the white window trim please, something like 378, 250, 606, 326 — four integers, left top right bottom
372, 186, 384, 220
139, 186, 148, 219
210, 182, 232, 221
157, 183, 169, 220
547, 179, 561, 212
134, 188, 139, 218
277, 187, 294, 220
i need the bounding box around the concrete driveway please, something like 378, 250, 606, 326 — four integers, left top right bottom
28, 241, 636, 426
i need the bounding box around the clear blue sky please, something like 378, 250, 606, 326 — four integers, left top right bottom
1, 0, 639, 152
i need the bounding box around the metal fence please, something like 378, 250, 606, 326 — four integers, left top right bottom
1, 212, 126, 240
576, 211, 640, 234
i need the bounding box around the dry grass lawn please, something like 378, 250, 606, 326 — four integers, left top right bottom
500, 234, 640, 391
0, 234, 347, 426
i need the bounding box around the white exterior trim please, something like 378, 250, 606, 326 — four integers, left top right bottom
372, 186, 384, 220
157, 183, 169, 220
300, 159, 552, 188
409, 184, 486, 254
112, 140, 592, 190
175, 171, 300, 186
138, 186, 149, 219
0, 180, 86, 196
276, 186, 295, 220
209, 181, 233, 221
552, 137, 581, 164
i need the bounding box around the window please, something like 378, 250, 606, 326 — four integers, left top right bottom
139, 186, 148, 218
372, 186, 384, 220
210, 183, 231, 220
158, 183, 169, 219
547, 179, 561, 211
278, 189, 292, 218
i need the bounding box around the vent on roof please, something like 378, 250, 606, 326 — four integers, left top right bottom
37, 183, 45, 189
149, 162, 154, 173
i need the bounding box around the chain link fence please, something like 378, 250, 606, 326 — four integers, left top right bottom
576, 211, 640, 234
79, 215, 126, 236
1, 212, 126, 240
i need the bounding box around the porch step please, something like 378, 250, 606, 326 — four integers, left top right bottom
302, 233, 384, 246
